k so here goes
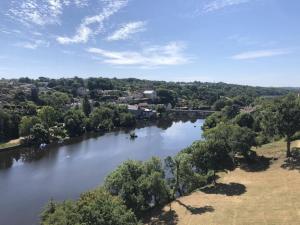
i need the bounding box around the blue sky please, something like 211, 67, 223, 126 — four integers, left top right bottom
0, 0, 299, 86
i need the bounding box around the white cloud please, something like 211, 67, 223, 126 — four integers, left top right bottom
15, 40, 50, 49
203, 0, 250, 13
231, 49, 292, 60
8, 0, 88, 26
57, 0, 128, 44
87, 42, 190, 67
107, 21, 146, 41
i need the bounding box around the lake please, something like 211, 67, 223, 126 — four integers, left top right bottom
0, 119, 204, 225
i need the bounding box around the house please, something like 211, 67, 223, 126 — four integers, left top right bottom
128, 104, 157, 119
77, 87, 88, 96
143, 90, 157, 101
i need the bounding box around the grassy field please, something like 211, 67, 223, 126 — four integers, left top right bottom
146, 140, 300, 225
0, 138, 21, 150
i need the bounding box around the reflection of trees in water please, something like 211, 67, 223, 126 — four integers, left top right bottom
0, 154, 14, 169
0, 147, 60, 169
0, 150, 20, 169
0, 116, 202, 170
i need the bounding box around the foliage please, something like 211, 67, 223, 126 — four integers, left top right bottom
38, 106, 59, 128
19, 116, 40, 136
204, 123, 256, 160
40, 188, 139, 225
157, 89, 177, 106
234, 113, 254, 129
90, 107, 114, 131
165, 153, 207, 197
64, 109, 86, 137
30, 123, 50, 144
260, 94, 300, 157
82, 96, 91, 116
105, 158, 170, 215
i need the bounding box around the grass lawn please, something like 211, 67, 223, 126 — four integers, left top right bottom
146, 140, 300, 225
0, 138, 21, 150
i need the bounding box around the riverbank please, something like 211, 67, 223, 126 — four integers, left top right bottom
146, 140, 300, 225
0, 114, 203, 153
0, 138, 21, 151
0, 119, 205, 225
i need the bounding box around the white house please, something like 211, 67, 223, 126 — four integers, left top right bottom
143, 90, 157, 101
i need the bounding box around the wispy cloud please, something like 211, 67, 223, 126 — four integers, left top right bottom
231, 49, 292, 60
57, 0, 128, 44
87, 42, 190, 67
107, 21, 146, 41
15, 39, 49, 49
8, 0, 88, 26
203, 0, 250, 13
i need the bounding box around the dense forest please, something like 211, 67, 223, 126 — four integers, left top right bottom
0, 77, 296, 145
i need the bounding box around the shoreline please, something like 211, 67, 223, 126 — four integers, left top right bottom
0, 114, 206, 154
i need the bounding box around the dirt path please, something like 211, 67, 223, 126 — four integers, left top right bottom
147, 141, 300, 225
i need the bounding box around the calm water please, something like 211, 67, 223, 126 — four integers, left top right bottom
0, 119, 204, 225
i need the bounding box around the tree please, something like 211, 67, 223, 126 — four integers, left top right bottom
38, 106, 59, 128
40, 188, 139, 225
263, 95, 300, 157
90, 107, 114, 131
30, 123, 50, 144
165, 153, 206, 197
105, 158, 169, 215
119, 113, 136, 127
204, 123, 256, 161
157, 89, 177, 106
235, 113, 254, 129
82, 96, 91, 116
19, 116, 40, 137
30, 87, 39, 103
189, 140, 232, 183
64, 109, 86, 137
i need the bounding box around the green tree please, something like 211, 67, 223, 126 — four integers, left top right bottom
234, 113, 254, 129
19, 116, 40, 137
119, 113, 136, 127
38, 106, 59, 128
157, 89, 177, 106
165, 153, 205, 197
64, 109, 86, 137
30, 123, 50, 144
0, 110, 10, 141
90, 107, 114, 131
263, 95, 300, 157
204, 123, 256, 161
105, 158, 169, 215
189, 140, 232, 183
40, 188, 139, 225
82, 96, 91, 116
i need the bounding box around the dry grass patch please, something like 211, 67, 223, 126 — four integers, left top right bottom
146, 140, 300, 225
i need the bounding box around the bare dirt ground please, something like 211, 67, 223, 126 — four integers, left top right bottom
147, 141, 300, 225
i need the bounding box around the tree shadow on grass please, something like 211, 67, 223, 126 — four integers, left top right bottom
239, 155, 273, 172
175, 200, 214, 215
281, 149, 300, 172
200, 182, 246, 196
144, 207, 179, 225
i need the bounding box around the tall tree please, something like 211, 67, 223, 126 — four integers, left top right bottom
273, 95, 300, 157
82, 96, 91, 116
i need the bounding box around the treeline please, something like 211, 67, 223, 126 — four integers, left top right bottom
4, 76, 294, 108
40, 93, 300, 225
1, 96, 135, 145
23, 103, 135, 145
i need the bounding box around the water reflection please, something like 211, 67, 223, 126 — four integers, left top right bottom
0, 118, 204, 225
